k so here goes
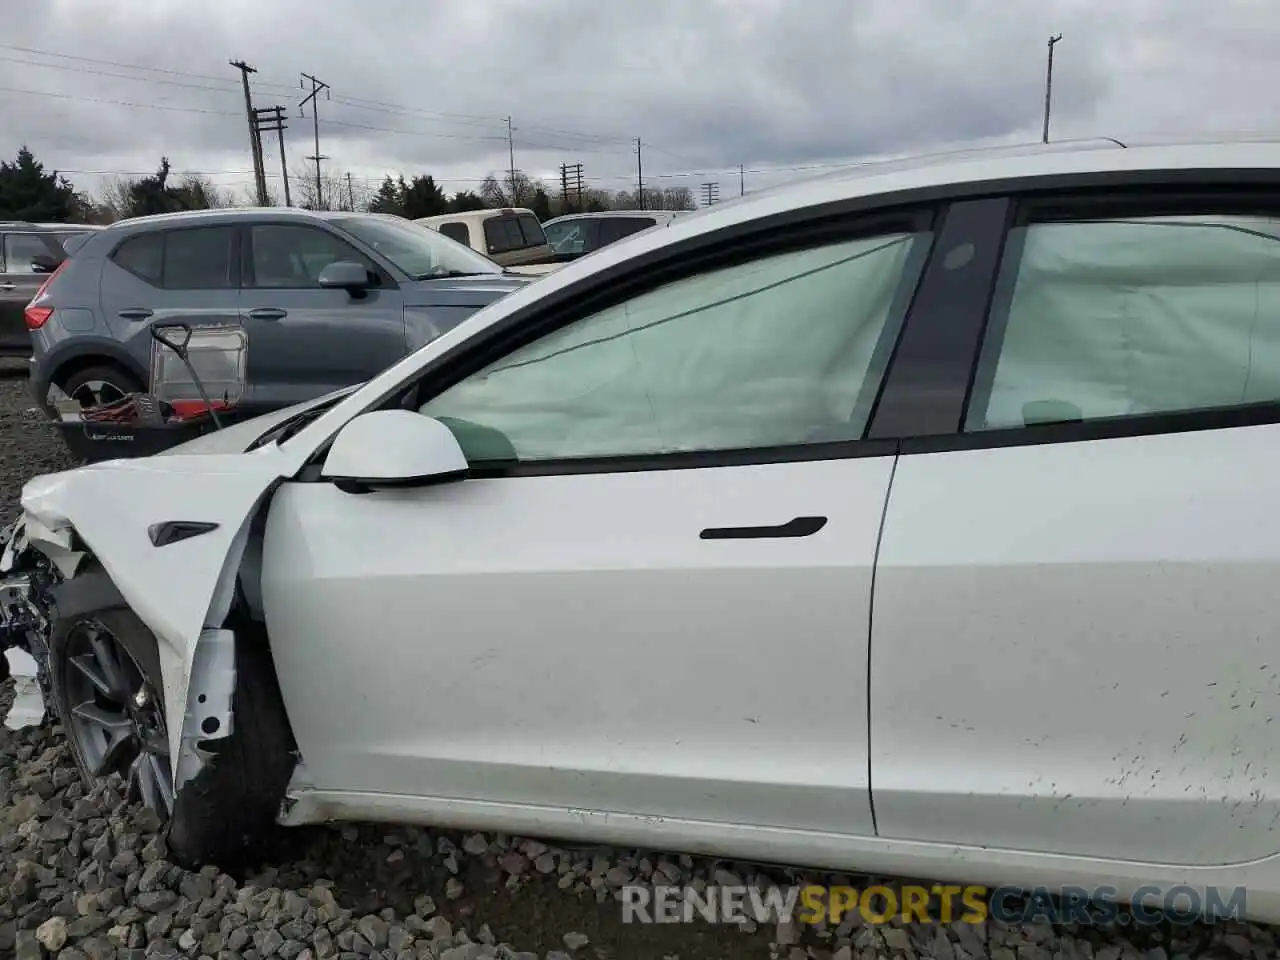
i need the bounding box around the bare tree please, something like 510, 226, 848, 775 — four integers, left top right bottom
290, 163, 347, 211
96, 176, 134, 223
231, 183, 280, 207
93, 171, 232, 221
480, 170, 547, 208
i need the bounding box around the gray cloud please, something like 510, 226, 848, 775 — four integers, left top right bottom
2, 0, 1279, 203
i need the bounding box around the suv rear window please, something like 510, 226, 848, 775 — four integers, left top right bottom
483, 217, 524, 255
484, 214, 546, 255
518, 215, 546, 246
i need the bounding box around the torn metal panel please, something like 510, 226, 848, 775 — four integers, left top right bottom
4, 650, 44, 730
174, 628, 237, 790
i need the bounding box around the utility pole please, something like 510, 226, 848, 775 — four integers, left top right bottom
1042, 33, 1063, 144
505, 117, 517, 204
251, 105, 291, 206
346, 172, 355, 211
701, 181, 719, 207
300, 72, 330, 209
739, 163, 744, 197
635, 138, 643, 208
230, 60, 268, 206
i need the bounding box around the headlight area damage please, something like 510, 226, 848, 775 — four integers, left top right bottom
0, 455, 300, 868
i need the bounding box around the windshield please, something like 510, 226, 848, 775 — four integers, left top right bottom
334, 216, 501, 279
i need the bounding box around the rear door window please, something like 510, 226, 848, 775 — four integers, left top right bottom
598, 217, 657, 246
162, 227, 235, 290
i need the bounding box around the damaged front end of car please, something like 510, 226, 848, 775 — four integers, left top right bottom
0, 441, 309, 863
0, 514, 63, 724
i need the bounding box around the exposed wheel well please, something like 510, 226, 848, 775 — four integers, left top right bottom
52, 354, 145, 391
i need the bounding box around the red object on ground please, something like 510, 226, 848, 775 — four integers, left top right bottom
167, 399, 233, 421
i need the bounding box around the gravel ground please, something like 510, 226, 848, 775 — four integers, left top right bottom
1, 366, 1278, 960
0, 364, 80, 525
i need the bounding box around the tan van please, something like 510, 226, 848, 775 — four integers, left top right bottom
415, 208, 555, 267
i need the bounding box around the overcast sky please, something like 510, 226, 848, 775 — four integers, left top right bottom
2, 0, 1278, 206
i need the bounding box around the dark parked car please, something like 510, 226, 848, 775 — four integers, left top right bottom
0, 222, 101, 356
541, 211, 680, 261
25, 209, 528, 416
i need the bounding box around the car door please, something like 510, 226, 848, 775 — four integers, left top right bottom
101, 224, 242, 391
258, 209, 937, 833
239, 222, 405, 409
871, 188, 1280, 868
0, 232, 57, 354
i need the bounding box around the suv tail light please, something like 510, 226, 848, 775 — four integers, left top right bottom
24, 258, 68, 330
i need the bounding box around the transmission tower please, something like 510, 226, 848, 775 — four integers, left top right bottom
559, 162, 584, 212
701, 181, 720, 206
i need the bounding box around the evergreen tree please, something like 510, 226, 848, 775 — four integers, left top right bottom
400, 175, 448, 219
530, 188, 552, 221
448, 190, 486, 213
0, 146, 77, 221
368, 176, 404, 215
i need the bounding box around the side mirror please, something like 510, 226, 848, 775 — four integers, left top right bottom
320, 410, 468, 492
318, 260, 370, 293
30, 254, 59, 274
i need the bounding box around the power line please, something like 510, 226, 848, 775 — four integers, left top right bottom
0, 43, 639, 147
1, 42, 672, 151
0, 84, 239, 117
0, 43, 270, 89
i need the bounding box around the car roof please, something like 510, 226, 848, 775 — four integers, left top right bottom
415, 209, 536, 226
543, 211, 680, 225
99, 207, 398, 232
0, 221, 104, 231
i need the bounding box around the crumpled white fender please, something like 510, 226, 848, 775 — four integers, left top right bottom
19, 449, 293, 784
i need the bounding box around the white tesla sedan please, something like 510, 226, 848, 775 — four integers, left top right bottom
5, 136, 1280, 920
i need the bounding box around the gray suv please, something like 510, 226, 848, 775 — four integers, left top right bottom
1, 222, 101, 356
26, 208, 528, 416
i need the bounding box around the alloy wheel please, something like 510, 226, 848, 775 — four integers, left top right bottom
70, 379, 130, 409
62, 621, 174, 814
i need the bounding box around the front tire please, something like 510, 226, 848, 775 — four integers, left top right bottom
51, 570, 297, 868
